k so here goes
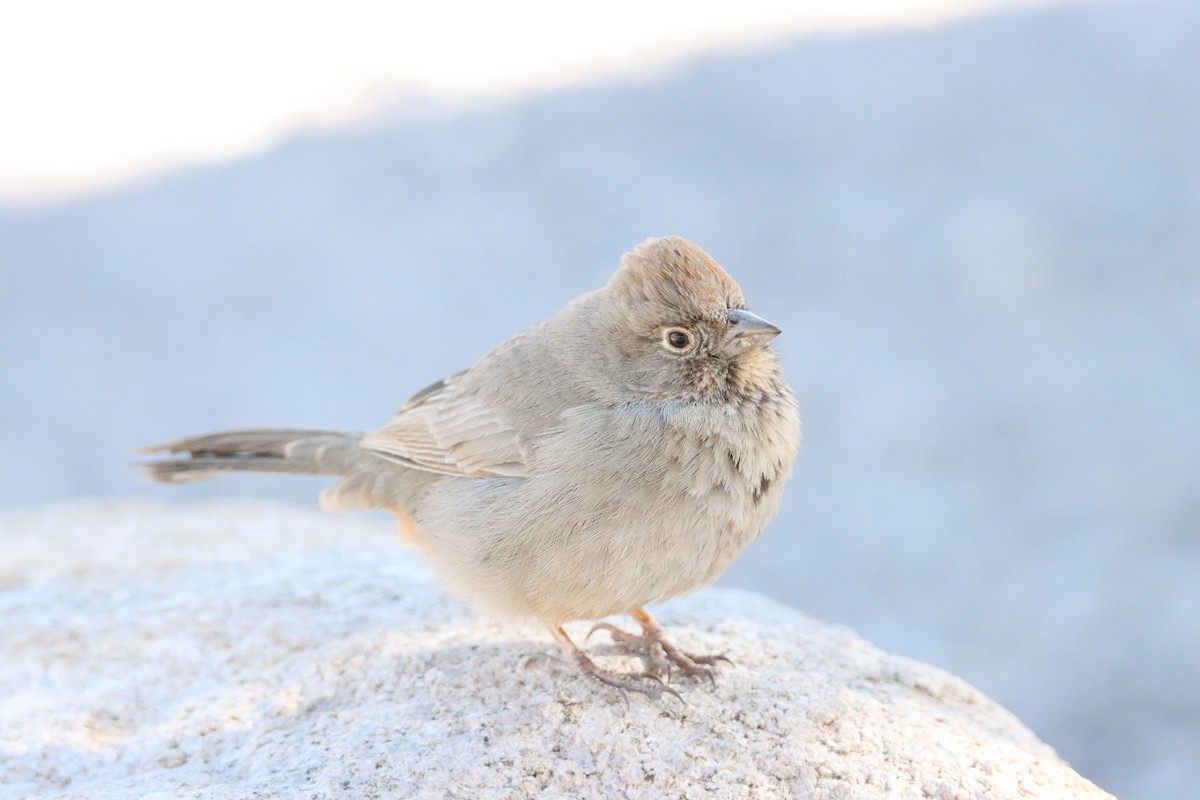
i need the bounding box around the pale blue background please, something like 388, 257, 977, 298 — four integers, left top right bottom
2, 2, 1197, 796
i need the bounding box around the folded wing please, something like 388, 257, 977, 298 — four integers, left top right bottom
361, 374, 531, 478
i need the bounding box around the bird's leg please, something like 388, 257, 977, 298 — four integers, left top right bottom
586, 620, 674, 675
588, 607, 733, 687
548, 625, 680, 703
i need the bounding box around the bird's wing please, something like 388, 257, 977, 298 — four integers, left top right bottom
361, 373, 531, 478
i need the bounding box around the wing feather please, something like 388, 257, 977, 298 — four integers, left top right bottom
361, 374, 531, 478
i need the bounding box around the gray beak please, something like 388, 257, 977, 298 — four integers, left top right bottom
727, 308, 782, 342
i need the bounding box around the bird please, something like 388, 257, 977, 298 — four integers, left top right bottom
141, 236, 801, 699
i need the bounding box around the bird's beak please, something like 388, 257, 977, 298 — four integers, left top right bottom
726, 308, 782, 343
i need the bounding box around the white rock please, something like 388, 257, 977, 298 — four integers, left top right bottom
0, 501, 1113, 799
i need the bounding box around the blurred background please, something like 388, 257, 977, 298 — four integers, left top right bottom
2, 0, 1196, 796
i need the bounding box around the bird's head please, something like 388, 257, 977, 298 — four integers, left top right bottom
600, 236, 783, 401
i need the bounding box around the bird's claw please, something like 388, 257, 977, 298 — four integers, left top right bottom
578, 663, 683, 706
686, 652, 735, 669
587, 619, 729, 688
670, 649, 734, 689
585, 621, 627, 643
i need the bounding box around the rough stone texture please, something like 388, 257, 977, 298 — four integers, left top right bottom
0, 501, 1113, 799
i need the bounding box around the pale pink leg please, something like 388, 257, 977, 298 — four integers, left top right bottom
588, 607, 732, 687
549, 625, 681, 703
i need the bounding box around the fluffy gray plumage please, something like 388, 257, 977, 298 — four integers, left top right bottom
143, 236, 801, 691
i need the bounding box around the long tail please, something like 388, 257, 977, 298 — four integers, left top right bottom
139, 429, 367, 484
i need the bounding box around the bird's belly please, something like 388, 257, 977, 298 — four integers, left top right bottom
417, 460, 783, 624
414, 402, 797, 623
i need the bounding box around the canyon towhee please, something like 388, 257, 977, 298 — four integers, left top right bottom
142, 236, 801, 699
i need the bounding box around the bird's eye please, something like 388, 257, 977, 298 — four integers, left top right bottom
662, 328, 694, 352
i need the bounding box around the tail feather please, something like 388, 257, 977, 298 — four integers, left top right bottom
139, 428, 366, 485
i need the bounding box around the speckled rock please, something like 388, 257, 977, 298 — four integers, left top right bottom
0, 500, 1113, 799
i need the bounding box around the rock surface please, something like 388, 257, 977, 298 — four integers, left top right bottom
0, 501, 1113, 799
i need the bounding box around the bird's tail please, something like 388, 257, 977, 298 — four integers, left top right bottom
139, 429, 368, 484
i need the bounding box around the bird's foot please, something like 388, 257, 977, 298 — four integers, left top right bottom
575, 658, 683, 707
587, 608, 733, 689
586, 621, 674, 676
549, 625, 682, 706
